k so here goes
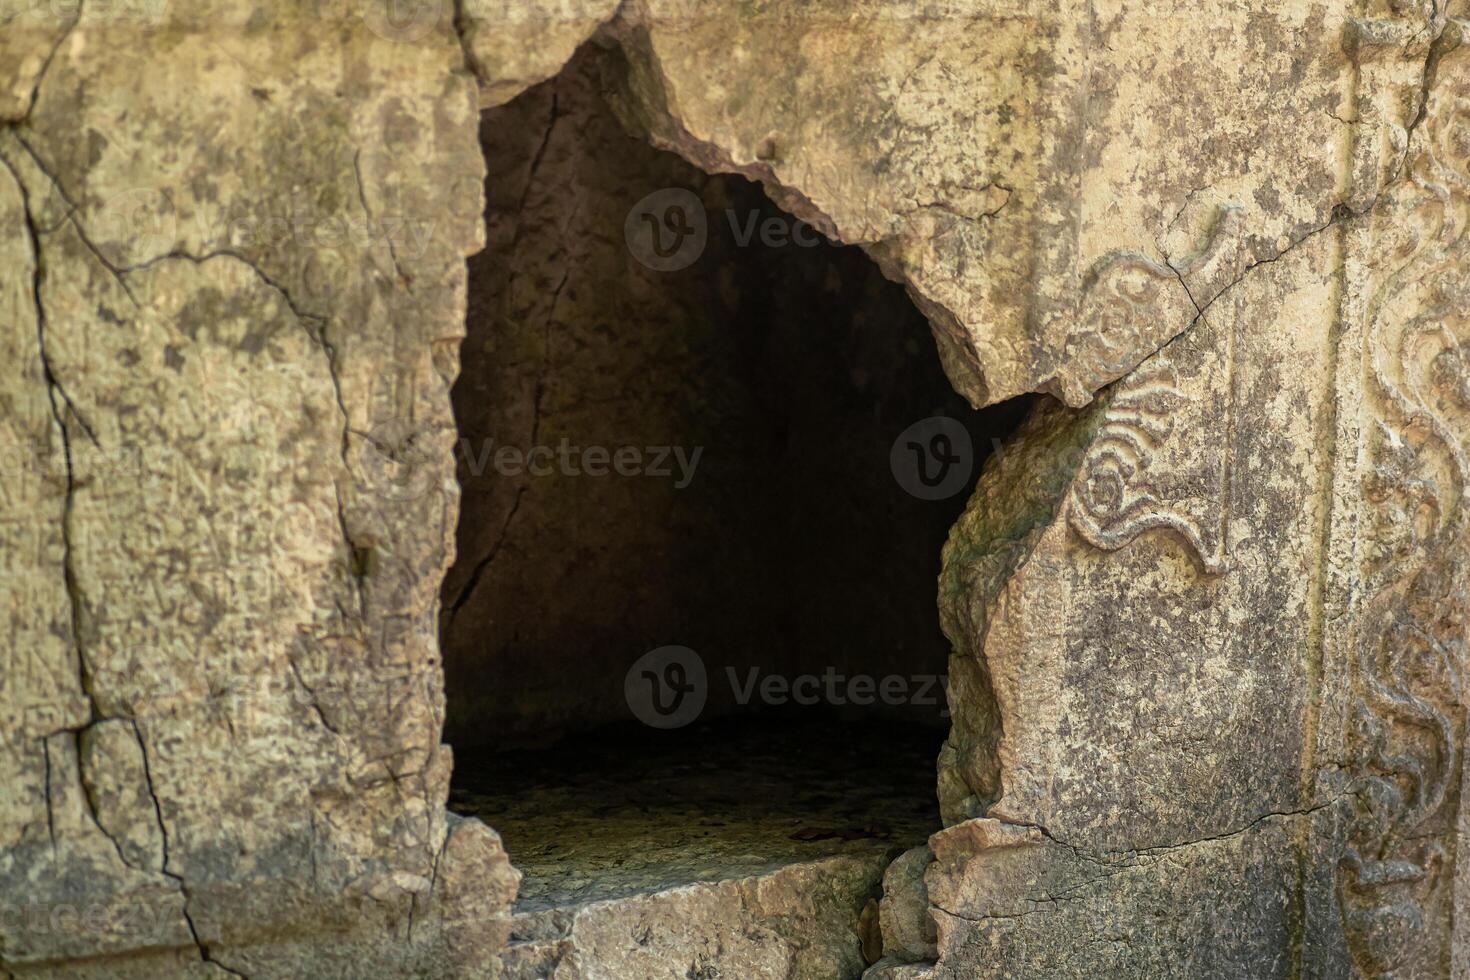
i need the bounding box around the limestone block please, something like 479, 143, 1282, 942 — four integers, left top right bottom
0, 4, 505, 975
502, 851, 891, 980
932, 10, 1470, 977
878, 846, 938, 964
460, 0, 623, 108
595, 0, 1350, 408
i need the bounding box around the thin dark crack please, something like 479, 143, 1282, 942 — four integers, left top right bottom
917, 182, 1013, 222
1192, 203, 1356, 323
446, 485, 526, 625
335, 485, 368, 616
1164, 184, 1210, 239
1, 146, 108, 757
502, 91, 565, 263
444, 257, 564, 624
0, 146, 98, 442
1394, 2, 1452, 186
18, 0, 81, 122
1157, 20, 1455, 341
1167, 261, 1206, 322
131, 719, 172, 873
531, 267, 570, 447
352, 148, 408, 288
134, 720, 244, 977
520, 91, 562, 221
41, 738, 57, 853
120, 248, 352, 462
998, 795, 1349, 863
12, 131, 144, 308
71, 727, 139, 870
286, 653, 340, 736
1133, 798, 1344, 855
411, 823, 455, 943
932, 899, 1062, 924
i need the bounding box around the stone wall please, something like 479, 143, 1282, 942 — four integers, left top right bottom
1, 4, 512, 976
1, 0, 1467, 977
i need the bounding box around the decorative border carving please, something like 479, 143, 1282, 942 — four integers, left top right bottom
1066, 357, 1228, 573
1337, 17, 1470, 977
1058, 205, 1244, 405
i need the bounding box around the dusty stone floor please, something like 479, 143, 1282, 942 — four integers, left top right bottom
450, 714, 941, 913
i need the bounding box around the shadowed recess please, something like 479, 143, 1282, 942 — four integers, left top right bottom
440, 41, 1033, 932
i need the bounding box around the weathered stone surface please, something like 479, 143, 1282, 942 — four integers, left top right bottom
459, 0, 621, 108
499, 851, 893, 980
3, 0, 1469, 977
0, 3, 72, 122
877, 846, 937, 964
1, 5, 505, 976
592, 0, 1350, 409
931, 8, 1470, 979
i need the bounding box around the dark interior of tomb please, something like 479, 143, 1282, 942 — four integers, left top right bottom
441, 44, 1033, 911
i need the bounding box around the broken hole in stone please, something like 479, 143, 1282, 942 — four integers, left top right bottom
440, 43, 1033, 971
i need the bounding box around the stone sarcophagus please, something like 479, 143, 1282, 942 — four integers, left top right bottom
0, 0, 1467, 977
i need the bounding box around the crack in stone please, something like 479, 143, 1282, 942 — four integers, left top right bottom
11, 131, 144, 308
449, 0, 485, 82
0, 145, 106, 744
1395, 3, 1455, 185
931, 900, 1062, 924
352, 148, 409, 288
445, 162, 568, 626
410, 822, 456, 944
107, 245, 368, 662
119, 246, 355, 478
912, 182, 1014, 224
935, 800, 1351, 930
15, 0, 80, 123
996, 794, 1350, 865
287, 650, 341, 737
131, 718, 247, 977
1116, 12, 1459, 405
1191, 201, 1358, 325
41, 737, 57, 854
335, 484, 368, 616
446, 483, 525, 626
1163, 184, 1211, 240
71, 727, 143, 871
116, 248, 369, 632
